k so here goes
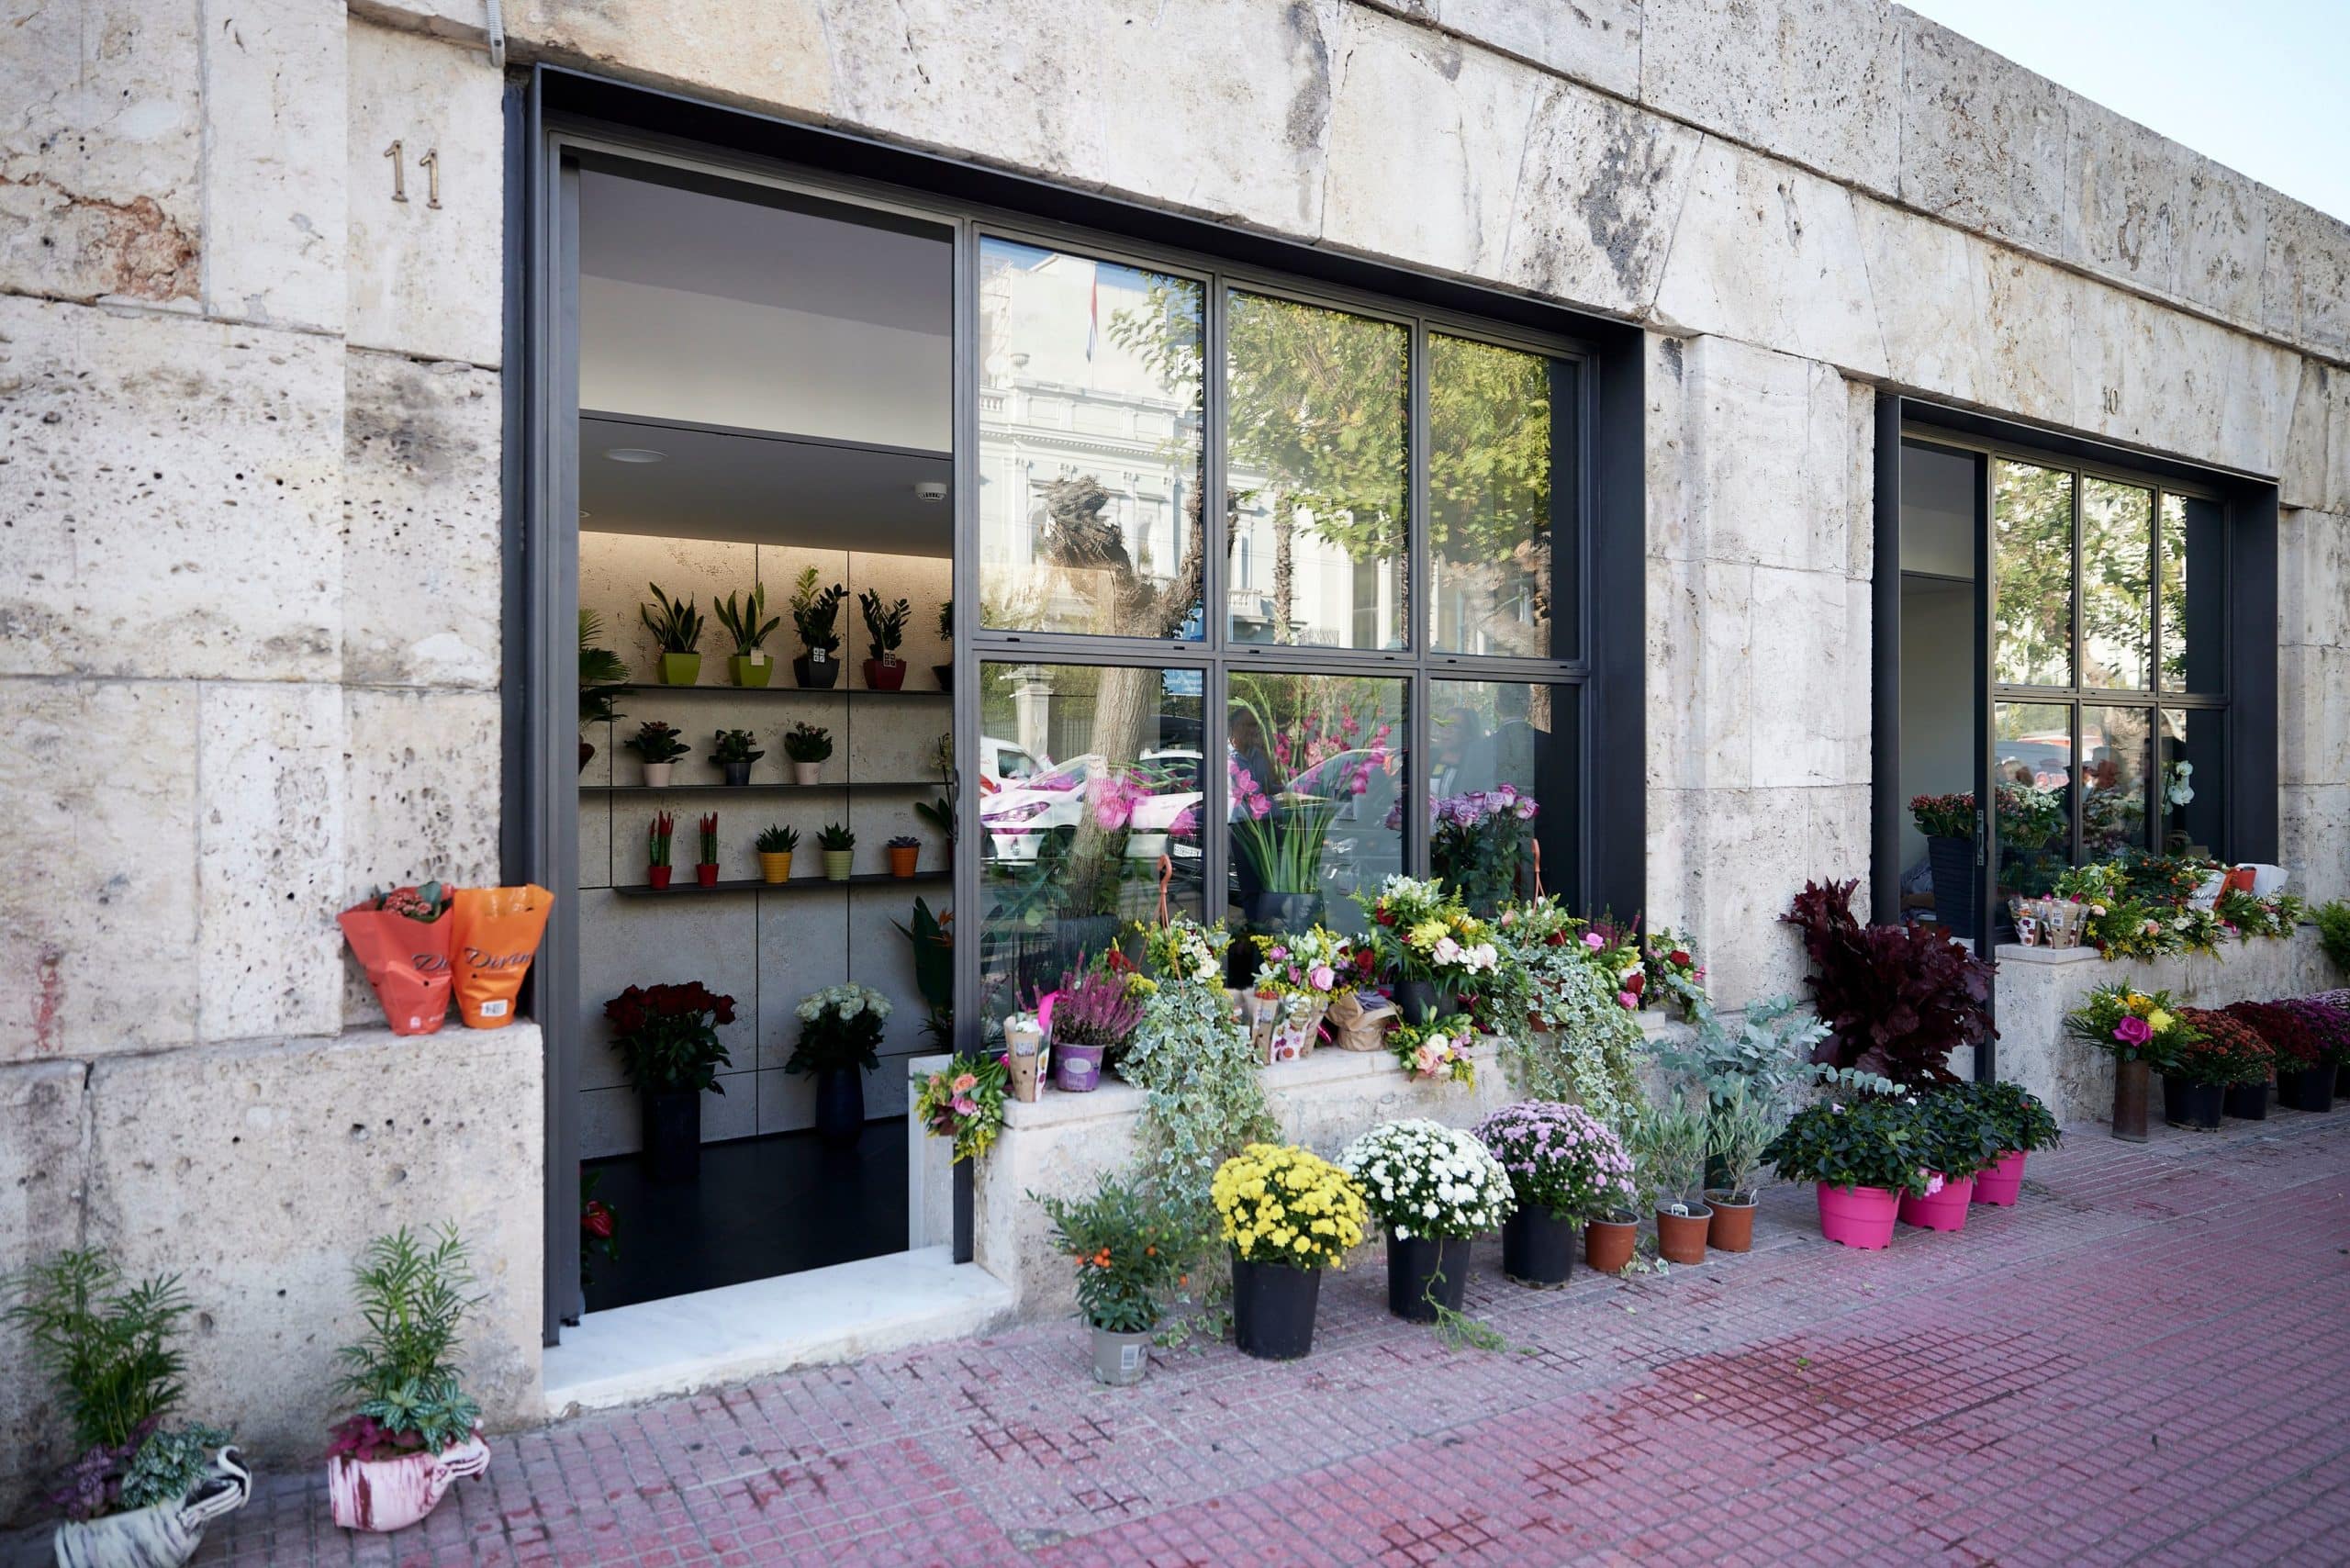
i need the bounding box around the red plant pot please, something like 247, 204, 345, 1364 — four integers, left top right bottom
695, 862, 720, 888
1897, 1173, 1975, 1233
1815, 1183, 1899, 1249
1970, 1149, 2026, 1206
647, 866, 672, 889
863, 656, 908, 691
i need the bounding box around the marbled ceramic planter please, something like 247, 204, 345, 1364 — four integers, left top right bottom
52, 1445, 251, 1568
328, 1432, 491, 1533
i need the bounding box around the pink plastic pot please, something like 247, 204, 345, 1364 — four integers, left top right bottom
1971, 1149, 2026, 1206
1897, 1173, 1975, 1232
1815, 1182, 1898, 1249
328, 1432, 490, 1532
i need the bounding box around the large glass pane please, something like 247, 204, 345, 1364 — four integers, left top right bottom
2158, 708, 2225, 858
2160, 493, 2224, 693
1993, 459, 2074, 687
1994, 701, 2072, 895
2080, 706, 2152, 859
1428, 680, 1577, 915
2080, 476, 2152, 689
977, 662, 1204, 1032
1428, 335, 1569, 657
979, 239, 1205, 638
1225, 292, 1407, 649
1225, 671, 1406, 935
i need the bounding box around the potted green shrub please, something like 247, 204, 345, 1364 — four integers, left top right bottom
1762, 1097, 1934, 1250
784, 722, 832, 786
933, 599, 953, 691
755, 823, 798, 883
1035, 1173, 1201, 1385
789, 983, 890, 1142
694, 812, 720, 888
1341, 1119, 1515, 1322
712, 582, 779, 688
325, 1225, 490, 1532
1899, 1085, 2007, 1231
1703, 1082, 1778, 1252
604, 981, 735, 1182
6, 1250, 251, 1566
626, 720, 689, 788
645, 810, 675, 889
857, 588, 912, 690
789, 568, 845, 688
1474, 1101, 1636, 1286
886, 834, 921, 877
711, 727, 764, 786
1630, 1100, 1712, 1264
1962, 1080, 2060, 1204
817, 822, 855, 880
639, 582, 704, 686
1212, 1142, 1366, 1361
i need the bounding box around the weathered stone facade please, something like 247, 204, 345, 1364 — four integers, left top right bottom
3, 0, 2346, 1515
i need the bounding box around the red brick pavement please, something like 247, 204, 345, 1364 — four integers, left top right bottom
35, 1110, 2350, 1566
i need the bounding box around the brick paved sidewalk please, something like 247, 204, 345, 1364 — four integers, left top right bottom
24, 1111, 2350, 1567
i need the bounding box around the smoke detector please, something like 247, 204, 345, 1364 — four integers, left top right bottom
913, 481, 948, 503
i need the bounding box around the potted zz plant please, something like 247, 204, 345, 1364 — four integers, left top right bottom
326, 1225, 491, 1533
789, 568, 846, 688
6, 1250, 252, 1568
711, 728, 763, 786
693, 812, 720, 887
1035, 1171, 1199, 1386
789, 983, 890, 1142
627, 720, 689, 788
712, 582, 779, 688
1762, 1097, 1933, 1250
646, 811, 676, 889
1475, 1101, 1636, 1286
1631, 1100, 1713, 1264
784, 722, 832, 786
640, 582, 704, 686
755, 823, 798, 883
933, 599, 953, 691
886, 834, 922, 878
1212, 1142, 1367, 1361
857, 588, 912, 690
817, 822, 856, 880
605, 981, 735, 1182
1342, 1118, 1515, 1322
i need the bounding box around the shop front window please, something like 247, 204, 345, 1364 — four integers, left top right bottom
1427, 680, 1577, 915
1225, 671, 1406, 935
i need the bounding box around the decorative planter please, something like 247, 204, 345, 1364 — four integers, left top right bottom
1125, 831, 1169, 859
1971, 1149, 2027, 1206
1897, 1174, 1975, 1232
641, 762, 674, 789
1500, 1208, 1577, 1286
721, 761, 753, 787
657, 652, 700, 686
1655, 1204, 1712, 1264
729, 652, 772, 688
327, 1433, 489, 1533
2111, 1058, 2152, 1142
1583, 1215, 1639, 1273
694, 862, 719, 889
1230, 1250, 1322, 1360
641, 1088, 700, 1183
1386, 1233, 1474, 1322
823, 849, 853, 881
645, 865, 673, 890
1053, 1041, 1105, 1092
758, 851, 793, 884
2278, 1065, 2336, 1113
951, 1159, 975, 1265
888, 844, 920, 878
1090, 1325, 1152, 1386
791, 761, 822, 786
2161, 1074, 2225, 1130
1815, 1183, 1899, 1249
863, 656, 907, 691
933, 661, 953, 692
1265, 998, 1324, 1064
793, 650, 841, 688
1705, 1193, 1757, 1253
2223, 1081, 2270, 1121
1926, 834, 1975, 937
53, 1445, 251, 1568
813, 1066, 864, 1143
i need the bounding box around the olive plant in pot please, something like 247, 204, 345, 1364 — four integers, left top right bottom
1631, 1100, 1712, 1264
712, 582, 780, 688
789, 983, 890, 1143
789, 568, 846, 688
6, 1250, 251, 1568
1035, 1172, 1202, 1385
1762, 1097, 1932, 1250
817, 822, 856, 880
1703, 1082, 1778, 1252
711, 728, 763, 787
604, 981, 735, 1182
1964, 1080, 2060, 1205
1473, 1102, 1634, 1287
325, 1225, 489, 1533
784, 722, 832, 786
639, 583, 704, 686
755, 823, 798, 884
1341, 1119, 1515, 1322
857, 588, 912, 690
1212, 1142, 1367, 1361
626, 720, 689, 789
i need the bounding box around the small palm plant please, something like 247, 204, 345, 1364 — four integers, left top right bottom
329, 1225, 483, 1462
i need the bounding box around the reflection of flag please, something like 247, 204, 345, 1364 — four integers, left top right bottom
1086, 263, 1099, 361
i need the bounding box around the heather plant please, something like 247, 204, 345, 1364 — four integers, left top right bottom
1049, 964, 1146, 1050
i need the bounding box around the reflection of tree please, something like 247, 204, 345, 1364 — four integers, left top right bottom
2079, 479, 2150, 689
1994, 463, 2072, 685
1428, 335, 1553, 656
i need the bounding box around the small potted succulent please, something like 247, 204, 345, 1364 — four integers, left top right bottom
693, 812, 720, 888
789, 568, 846, 688
817, 822, 855, 880
605, 980, 735, 1181
1762, 1097, 1934, 1250
2179, 1007, 2276, 1122
1899, 1086, 2006, 1231
1044, 963, 1143, 1092
626, 720, 690, 788
1475, 1101, 1635, 1286
1035, 1171, 1200, 1385
1703, 1082, 1778, 1252
1631, 1100, 1712, 1264
789, 983, 890, 1142
784, 722, 832, 786
6, 1250, 251, 1567
1212, 1142, 1367, 1361
711, 727, 764, 786
857, 588, 912, 690
639, 582, 704, 686
933, 599, 953, 690
886, 834, 922, 878
755, 823, 798, 883
712, 582, 779, 688
645, 811, 676, 889
326, 1225, 491, 1533
1342, 1118, 1515, 1322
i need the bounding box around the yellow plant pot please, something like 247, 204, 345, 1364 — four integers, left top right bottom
758, 852, 793, 884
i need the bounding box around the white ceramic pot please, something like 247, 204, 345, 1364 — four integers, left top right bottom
792, 762, 821, 786
641, 762, 674, 789
327, 1431, 491, 1533
53, 1446, 251, 1568
2243, 863, 2289, 896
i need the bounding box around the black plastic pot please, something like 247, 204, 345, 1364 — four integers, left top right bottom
1243, 890, 1324, 935
1926, 834, 1975, 936
1231, 1250, 1323, 1361
1385, 1234, 1473, 1323
951, 1159, 974, 1265
813, 1067, 866, 1143
640, 1088, 700, 1184
2279, 1066, 2336, 1113
2222, 1081, 2270, 1121
792, 651, 841, 688
933, 662, 952, 692
721, 761, 753, 786
1500, 1208, 1576, 1287
2161, 1073, 2224, 1130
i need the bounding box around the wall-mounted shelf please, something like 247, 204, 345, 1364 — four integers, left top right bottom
607, 683, 949, 700
611, 870, 950, 899
579, 779, 941, 794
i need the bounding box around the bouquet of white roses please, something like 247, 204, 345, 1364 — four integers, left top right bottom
1339, 1118, 1516, 1241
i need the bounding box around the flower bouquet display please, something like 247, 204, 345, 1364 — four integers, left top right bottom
1387, 1014, 1476, 1087
1762, 1097, 1937, 1250
1001, 1008, 1049, 1103
339, 880, 455, 1036
789, 983, 890, 1141
1640, 926, 1707, 1018
1341, 1119, 1514, 1321
2065, 982, 2196, 1140
1474, 1101, 1636, 1284
915, 1054, 1009, 1164
326, 1226, 490, 1532
1357, 875, 1497, 1023
1245, 926, 1353, 1063
1211, 1143, 1366, 1361
605, 980, 734, 1182
1428, 783, 1537, 915
1141, 913, 1231, 987
1036, 1171, 1201, 1385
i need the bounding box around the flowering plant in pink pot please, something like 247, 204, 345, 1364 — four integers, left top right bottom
1762, 1098, 1936, 1249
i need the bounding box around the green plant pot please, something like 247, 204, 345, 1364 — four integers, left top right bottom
823, 849, 853, 881
730, 652, 773, 688
658, 652, 701, 686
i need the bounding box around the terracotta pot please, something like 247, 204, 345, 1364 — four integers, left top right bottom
694, 862, 719, 888
1816, 1183, 1898, 1249
1705, 1193, 1757, 1252
53, 1445, 250, 1568
657, 652, 700, 687
327, 1432, 490, 1532
1897, 1173, 1975, 1232
2111, 1058, 2151, 1142
863, 655, 907, 690
888, 844, 920, 878
758, 851, 793, 883
1971, 1149, 2026, 1205
646, 865, 672, 889
1655, 1204, 1712, 1264
1584, 1215, 1639, 1273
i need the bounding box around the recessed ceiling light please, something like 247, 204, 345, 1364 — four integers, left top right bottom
913, 481, 948, 502
604, 447, 666, 464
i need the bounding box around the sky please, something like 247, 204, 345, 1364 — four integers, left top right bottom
1901, 0, 2350, 224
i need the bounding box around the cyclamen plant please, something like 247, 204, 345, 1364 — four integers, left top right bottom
1340, 1119, 1516, 1241
1473, 1102, 1636, 1223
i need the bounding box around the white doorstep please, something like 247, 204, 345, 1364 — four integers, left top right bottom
542, 1246, 1014, 1416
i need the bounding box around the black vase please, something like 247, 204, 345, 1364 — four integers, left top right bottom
1385, 1234, 1474, 1323
1926, 834, 1976, 936
640, 1088, 700, 1183
1500, 1209, 1576, 1287
792, 651, 841, 688
722, 760, 753, 786
2280, 1066, 2336, 1113
951, 1159, 974, 1265
1230, 1250, 1323, 1361
2161, 1074, 2224, 1130
813, 1067, 865, 1143
2222, 1081, 2269, 1121
1243, 890, 1324, 934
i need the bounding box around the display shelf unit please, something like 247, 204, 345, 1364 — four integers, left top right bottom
579, 780, 940, 794
612, 870, 949, 898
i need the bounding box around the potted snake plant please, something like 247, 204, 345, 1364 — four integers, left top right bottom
639, 583, 704, 686
712, 583, 779, 688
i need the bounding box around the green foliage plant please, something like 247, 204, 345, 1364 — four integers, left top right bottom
755, 823, 799, 854
638, 583, 704, 655
711, 728, 764, 766
816, 822, 856, 852
1035, 1171, 1203, 1333
2319, 900, 2350, 975
857, 588, 912, 660
6, 1249, 191, 1455
890, 896, 955, 1046
332, 1225, 483, 1460
1706, 1083, 1779, 1204
577, 610, 629, 729
712, 582, 780, 656
1118, 965, 1276, 1228
626, 721, 690, 766
1965, 1080, 2061, 1155
783, 722, 834, 763
1762, 1097, 1932, 1196
789, 568, 846, 654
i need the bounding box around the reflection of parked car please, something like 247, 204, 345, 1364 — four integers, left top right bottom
981, 748, 1204, 862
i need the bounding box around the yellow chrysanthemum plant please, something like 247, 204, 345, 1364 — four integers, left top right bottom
1210, 1142, 1368, 1271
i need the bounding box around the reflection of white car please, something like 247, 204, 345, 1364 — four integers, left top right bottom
981, 750, 1203, 861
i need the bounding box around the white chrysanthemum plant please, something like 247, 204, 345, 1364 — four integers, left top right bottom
1339, 1118, 1516, 1242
